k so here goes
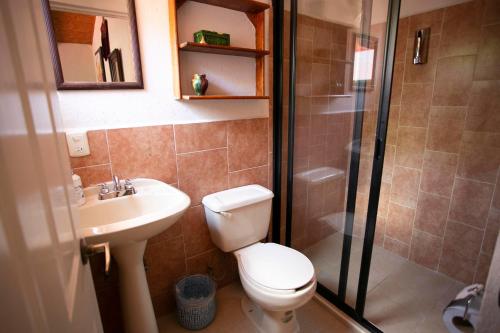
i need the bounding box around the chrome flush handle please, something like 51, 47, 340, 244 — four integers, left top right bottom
80, 239, 111, 275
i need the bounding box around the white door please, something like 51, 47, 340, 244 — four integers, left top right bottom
0, 0, 103, 332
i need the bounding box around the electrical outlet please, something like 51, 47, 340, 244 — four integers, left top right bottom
66, 131, 90, 157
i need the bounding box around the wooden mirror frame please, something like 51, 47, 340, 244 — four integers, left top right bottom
40, 0, 143, 90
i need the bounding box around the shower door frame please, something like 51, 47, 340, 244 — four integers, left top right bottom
271, 0, 402, 331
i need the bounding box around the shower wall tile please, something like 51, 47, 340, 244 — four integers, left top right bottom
391, 166, 420, 208
414, 191, 450, 237
408, 8, 444, 35
409, 229, 442, 270
384, 237, 410, 258
449, 178, 494, 229
482, 0, 500, 24
466, 80, 500, 133
439, 1, 482, 58
395, 127, 426, 169
474, 24, 500, 80
399, 83, 433, 127
432, 55, 475, 106
443, 221, 484, 259
426, 107, 465, 153
386, 202, 415, 244
420, 151, 458, 197
378, 1, 499, 284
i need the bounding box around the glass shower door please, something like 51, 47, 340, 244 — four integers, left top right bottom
279, 0, 401, 329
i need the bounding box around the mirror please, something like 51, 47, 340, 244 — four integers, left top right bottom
41, 0, 143, 89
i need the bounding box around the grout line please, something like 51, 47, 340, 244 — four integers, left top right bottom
104, 129, 114, 175
176, 146, 228, 156
228, 164, 269, 174
172, 125, 181, 188
473, 167, 500, 282
73, 163, 112, 170
225, 122, 229, 189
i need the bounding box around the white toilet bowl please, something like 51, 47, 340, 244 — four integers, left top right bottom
235, 243, 316, 333
202, 185, 317, 333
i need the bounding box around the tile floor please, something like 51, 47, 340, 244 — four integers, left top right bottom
158, 283, 360, 333
304, 233, 466, 333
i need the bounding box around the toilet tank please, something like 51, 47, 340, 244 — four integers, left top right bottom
202, 185, 274, 252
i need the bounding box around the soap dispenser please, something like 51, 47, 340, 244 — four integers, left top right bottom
72, 172, 86, 206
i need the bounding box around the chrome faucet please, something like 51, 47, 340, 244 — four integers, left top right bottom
98, 175, 136, 200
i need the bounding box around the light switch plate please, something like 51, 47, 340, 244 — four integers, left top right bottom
66, 132, 90, 157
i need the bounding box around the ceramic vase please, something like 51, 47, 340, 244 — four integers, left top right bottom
192, 74, 208, 96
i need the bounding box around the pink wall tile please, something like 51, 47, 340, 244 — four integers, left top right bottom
174, 121, 227, 154
432, 56, 475, 106
409, 229, 442, 270
107, 126, 177, 184
229, 165, 269, 189
414, 191, 450, 237
449, 178, 494, 228
74, 164, 112, 187
177, 148, 228, 206
227, 118, 268, 172
386, 202, 415, 244
180, 205, 215, 258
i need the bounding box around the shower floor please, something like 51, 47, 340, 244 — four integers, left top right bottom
304, 233, 466, 333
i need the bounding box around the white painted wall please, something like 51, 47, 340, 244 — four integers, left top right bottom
58, 43, 96, 81
57, 0, 269, 132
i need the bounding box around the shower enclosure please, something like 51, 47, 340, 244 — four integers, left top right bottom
272, 0, 499, 332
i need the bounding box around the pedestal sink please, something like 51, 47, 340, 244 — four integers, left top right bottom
78, 178, 190, 333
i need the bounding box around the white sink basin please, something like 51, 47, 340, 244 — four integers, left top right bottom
78, 178, 190, 333
79, 178, 190, 246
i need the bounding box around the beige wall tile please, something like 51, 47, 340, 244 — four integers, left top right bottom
399, 83, 433, 127
384, 237, 410, 258
228, 165, 269, 189
474, 24, 500, 80
108, 125, 177, 184
414, 191, 450, 237
439, 1, 482, 58
420, 151, 458, 197
227, 118, 268, 172
391, 166, 421, 208
395, 127, 426, 169
74, 164, 112, 187
426, 107, 466, 153
410, 229, 443, 270
386, 202, 415, 244
432, 56, 475, 106
174, 121, 227, 154
466, 81, 500, 133
181, 205, 215, 258
449, 178, 494, 228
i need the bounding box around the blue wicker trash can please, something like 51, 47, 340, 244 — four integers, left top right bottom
175, 274, 217, 330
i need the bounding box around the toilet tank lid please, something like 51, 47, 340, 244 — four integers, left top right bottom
202, 185, 274, 212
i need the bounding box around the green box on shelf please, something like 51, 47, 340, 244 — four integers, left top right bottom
193, 30, 230, 46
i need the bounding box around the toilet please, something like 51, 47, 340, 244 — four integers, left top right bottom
202, 185, 317, 333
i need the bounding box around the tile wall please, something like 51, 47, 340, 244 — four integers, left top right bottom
364, 0, 500, 284
69, 118, 270, 331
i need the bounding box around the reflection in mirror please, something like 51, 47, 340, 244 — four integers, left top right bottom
42, 0, 143, 89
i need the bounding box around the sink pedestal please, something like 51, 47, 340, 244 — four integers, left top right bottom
113, 240, 158, 333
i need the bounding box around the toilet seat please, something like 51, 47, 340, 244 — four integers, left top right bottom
236, 243, 315, 291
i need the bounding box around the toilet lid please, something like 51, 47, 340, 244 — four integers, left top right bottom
238, 243, 315, 290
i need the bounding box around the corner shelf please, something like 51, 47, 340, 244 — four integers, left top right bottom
169, 0, 269, 100
179, 42, 269, 58
182, 95, 270, 100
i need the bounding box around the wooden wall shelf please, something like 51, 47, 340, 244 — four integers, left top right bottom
182, 95, 270, 100
169, 0, 269, 100
179, 42, 269, 58
176, 0, 269, 13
